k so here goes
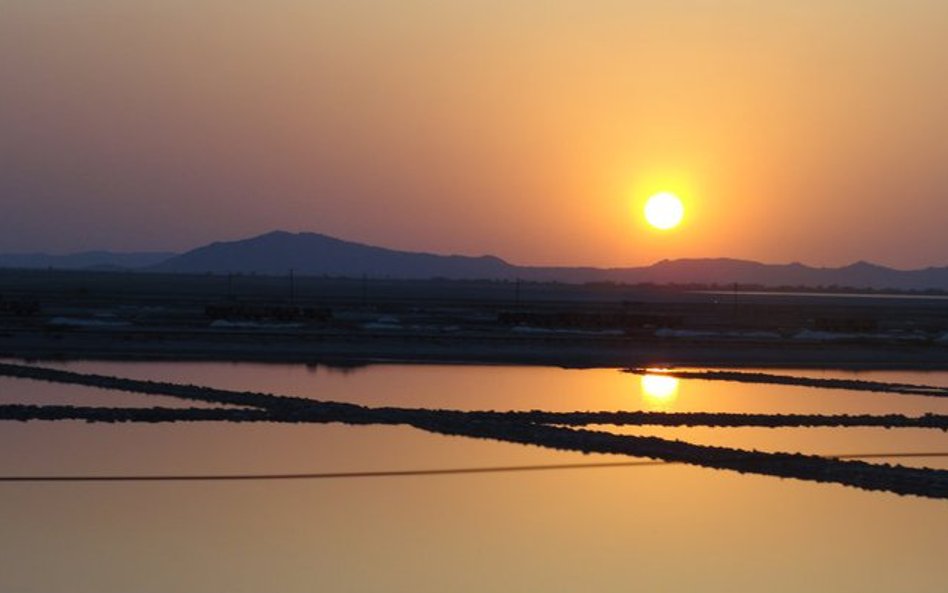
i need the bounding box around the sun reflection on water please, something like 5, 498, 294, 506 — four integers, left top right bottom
640, 372, 680, 408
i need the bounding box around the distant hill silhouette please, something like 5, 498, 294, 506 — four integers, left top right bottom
0, 251, 176, 271
145, 230, 948, 291
148, 231, 514, 279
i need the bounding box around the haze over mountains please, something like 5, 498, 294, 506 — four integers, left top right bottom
4, 231, 948, 291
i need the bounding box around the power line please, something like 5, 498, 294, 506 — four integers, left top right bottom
2, 452, 945, 483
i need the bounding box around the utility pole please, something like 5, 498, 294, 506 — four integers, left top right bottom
732, 282, 739, 324
289, 268, 296, 306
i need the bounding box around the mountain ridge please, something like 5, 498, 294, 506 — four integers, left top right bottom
0, 250, 177, 271
147, 231, 948, 291
4, 231, 948, 290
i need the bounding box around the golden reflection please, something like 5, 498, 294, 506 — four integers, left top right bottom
640, 373, 679, 406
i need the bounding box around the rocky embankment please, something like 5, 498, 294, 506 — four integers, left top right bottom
1, 362, 946, 499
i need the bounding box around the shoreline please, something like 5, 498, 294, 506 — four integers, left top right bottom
5, 268, 948, 371
4, 330, 948, 370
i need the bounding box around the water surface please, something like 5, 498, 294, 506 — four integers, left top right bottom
0, 362, 945, 593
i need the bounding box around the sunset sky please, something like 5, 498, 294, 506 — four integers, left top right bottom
2, 1, 947, 268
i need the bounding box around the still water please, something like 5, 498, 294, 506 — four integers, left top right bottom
0, 362, 945, 592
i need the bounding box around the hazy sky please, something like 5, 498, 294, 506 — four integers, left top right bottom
2, 1, 947, 267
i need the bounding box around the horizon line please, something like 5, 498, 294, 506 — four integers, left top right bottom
2, 229, 946, 272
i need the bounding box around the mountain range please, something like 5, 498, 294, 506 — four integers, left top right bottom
4, 231, 948, 291
0, 251, 176, 271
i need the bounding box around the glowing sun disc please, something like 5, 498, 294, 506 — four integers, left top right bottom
644, 192, 684, 230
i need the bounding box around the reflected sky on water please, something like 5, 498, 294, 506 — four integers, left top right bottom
0, 362, 945, 592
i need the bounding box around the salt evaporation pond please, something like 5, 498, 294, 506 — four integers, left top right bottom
0, 361, 945, 593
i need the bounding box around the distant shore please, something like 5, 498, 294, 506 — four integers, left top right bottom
4, 269, 948, 370
4, 329, 948, 370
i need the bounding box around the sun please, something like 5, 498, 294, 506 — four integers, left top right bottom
644, 192, 684, 230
